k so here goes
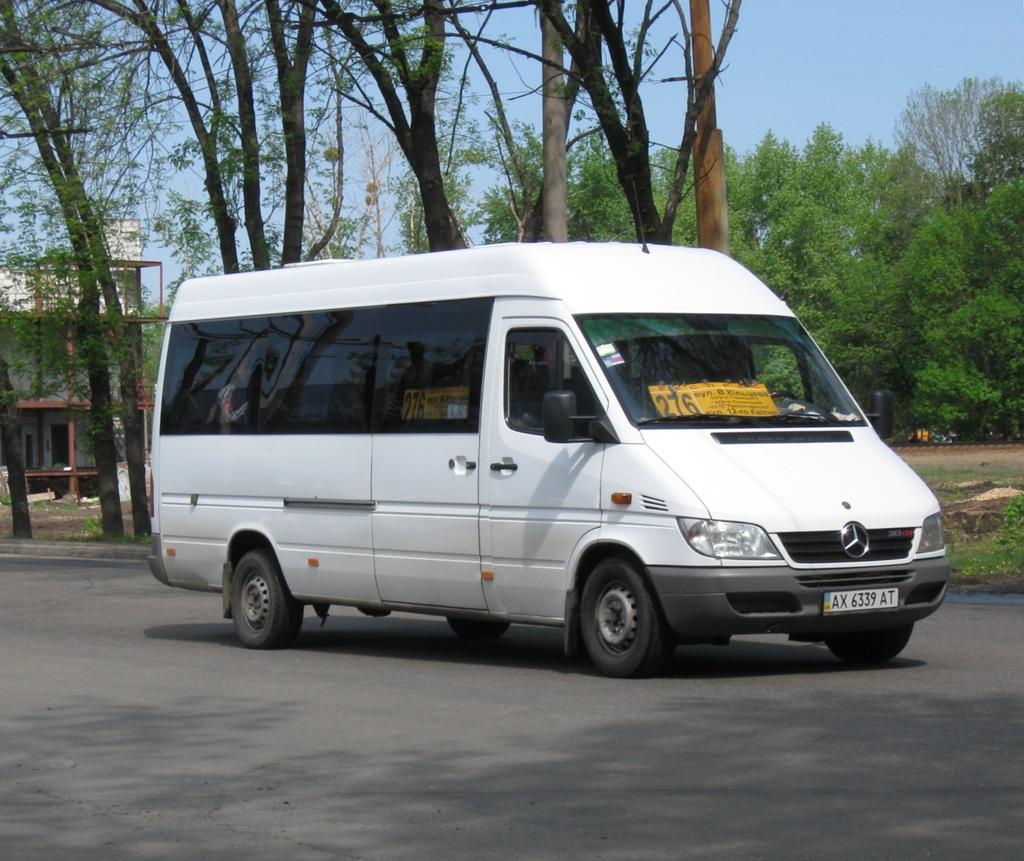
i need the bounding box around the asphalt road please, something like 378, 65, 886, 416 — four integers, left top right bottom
1, 557, 1022, 860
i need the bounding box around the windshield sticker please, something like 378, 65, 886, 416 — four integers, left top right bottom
596, 343, 618, 357
401, 386, 470, 420
647, 382, 779, 417
603, 352, 625, 367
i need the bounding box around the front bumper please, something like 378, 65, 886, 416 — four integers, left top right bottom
649, 556, 950, 638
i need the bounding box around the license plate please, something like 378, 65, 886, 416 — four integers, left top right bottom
823, 587, 899, 614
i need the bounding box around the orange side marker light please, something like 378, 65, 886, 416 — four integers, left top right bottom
610, 492, 633, 506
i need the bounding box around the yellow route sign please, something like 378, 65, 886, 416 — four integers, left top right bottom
401, 386, 470, 420
648, 382, 779, 417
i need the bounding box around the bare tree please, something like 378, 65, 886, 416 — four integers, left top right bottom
319, 0, 466, 251
538, 0, 742, 244
448, 2, 588, 242
896, 76, 1012, 205
92, 0, 332, 271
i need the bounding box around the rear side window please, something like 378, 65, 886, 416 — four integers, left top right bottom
259, 310, 382, 434
374, 298, 492, 434
160, 298, 492, 435
161, 318, 268, 435
161, 309, 381, 435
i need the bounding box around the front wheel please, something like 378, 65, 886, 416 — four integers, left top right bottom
580, 557, 675, 678
824, 623, 913, 664
231, 549, 304, 649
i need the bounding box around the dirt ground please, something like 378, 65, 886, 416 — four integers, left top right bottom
894, 444, 1023, 591
0, 498, 140, 542
3, 445, 1022, 589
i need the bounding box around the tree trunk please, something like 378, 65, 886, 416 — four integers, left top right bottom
117, 328, 151, 536
83, 234, 150, 535
0, 355, 32, 539
218, 0, 270, 269
267, 0, 315, 265
76, 305, 124, 538
542, 10, 568, 242
409, 137, 466, 251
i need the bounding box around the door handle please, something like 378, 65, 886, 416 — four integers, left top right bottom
448, 457, 477, 473
490, 461, 518, 472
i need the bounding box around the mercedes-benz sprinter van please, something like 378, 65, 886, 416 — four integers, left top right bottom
148, 243, 949, 677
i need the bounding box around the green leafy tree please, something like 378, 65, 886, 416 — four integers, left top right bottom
726, 126, 933, 418
973, 87, 1024, 194
0, 0, 154, 536
899, 181, 1024, 437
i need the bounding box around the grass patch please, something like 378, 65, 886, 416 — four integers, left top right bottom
902, 456, 1024, 578
949, 536, 1024, 578
912, 461, 1023, 499
41, 532, 150, 545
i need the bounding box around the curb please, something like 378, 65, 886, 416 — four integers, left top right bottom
0, 539, 148, 562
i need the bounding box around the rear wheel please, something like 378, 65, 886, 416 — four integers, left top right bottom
580, 557, 675, 678
231, 549, 303, 649
825, 623, 913, 664
447, 617, 510, 639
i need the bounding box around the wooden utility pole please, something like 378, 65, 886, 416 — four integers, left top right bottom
690, 0, 730, 254
542, 7, 568, 242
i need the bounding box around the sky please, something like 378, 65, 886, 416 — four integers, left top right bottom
141, 1, 1024, 283
706, 0, 1024, 154
487, 1, 1024, 157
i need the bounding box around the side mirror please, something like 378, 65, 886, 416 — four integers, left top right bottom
866, 389, 894, 440
543, 390, 620, 444
543, 390, 576, 443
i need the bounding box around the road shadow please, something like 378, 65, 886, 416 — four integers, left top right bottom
144, 613, 926, 679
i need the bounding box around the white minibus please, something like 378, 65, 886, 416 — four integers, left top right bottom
148, 243, 949, 677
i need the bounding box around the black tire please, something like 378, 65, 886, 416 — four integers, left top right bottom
231, 549, 304, 649
447, 617, 510, 639
579, 557, 675, 678
824, 623, 913, 664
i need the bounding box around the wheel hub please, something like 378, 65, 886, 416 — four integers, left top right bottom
596, 584, 638, 651
241, 574, 270, 630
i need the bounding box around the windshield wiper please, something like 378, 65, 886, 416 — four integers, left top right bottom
761, 412, 830, 423
637, 413, 757, 426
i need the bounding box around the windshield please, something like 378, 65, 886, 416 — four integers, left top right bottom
577, 314, 864, 427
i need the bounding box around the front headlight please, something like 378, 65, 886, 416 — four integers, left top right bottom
918, 512, 945, 553
679, 518, 781, 560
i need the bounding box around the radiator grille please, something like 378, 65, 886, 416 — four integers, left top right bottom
778, 528, 915, 564
795, 570, 913, 589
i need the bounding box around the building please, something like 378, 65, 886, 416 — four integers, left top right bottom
0, 220, 165, 498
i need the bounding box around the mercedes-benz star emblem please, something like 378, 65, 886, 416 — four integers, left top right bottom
841, 522, 870, 558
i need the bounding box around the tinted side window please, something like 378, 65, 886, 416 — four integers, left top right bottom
161, 318, 269, 435
506, 329, 598, 434
259, 309, 381, 433
374, 298, 492, 434
161, 310, 382, 435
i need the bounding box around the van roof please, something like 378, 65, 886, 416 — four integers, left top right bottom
168, 242, 791, 322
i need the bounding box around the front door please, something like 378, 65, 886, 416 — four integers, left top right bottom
480, 317, 605, 620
